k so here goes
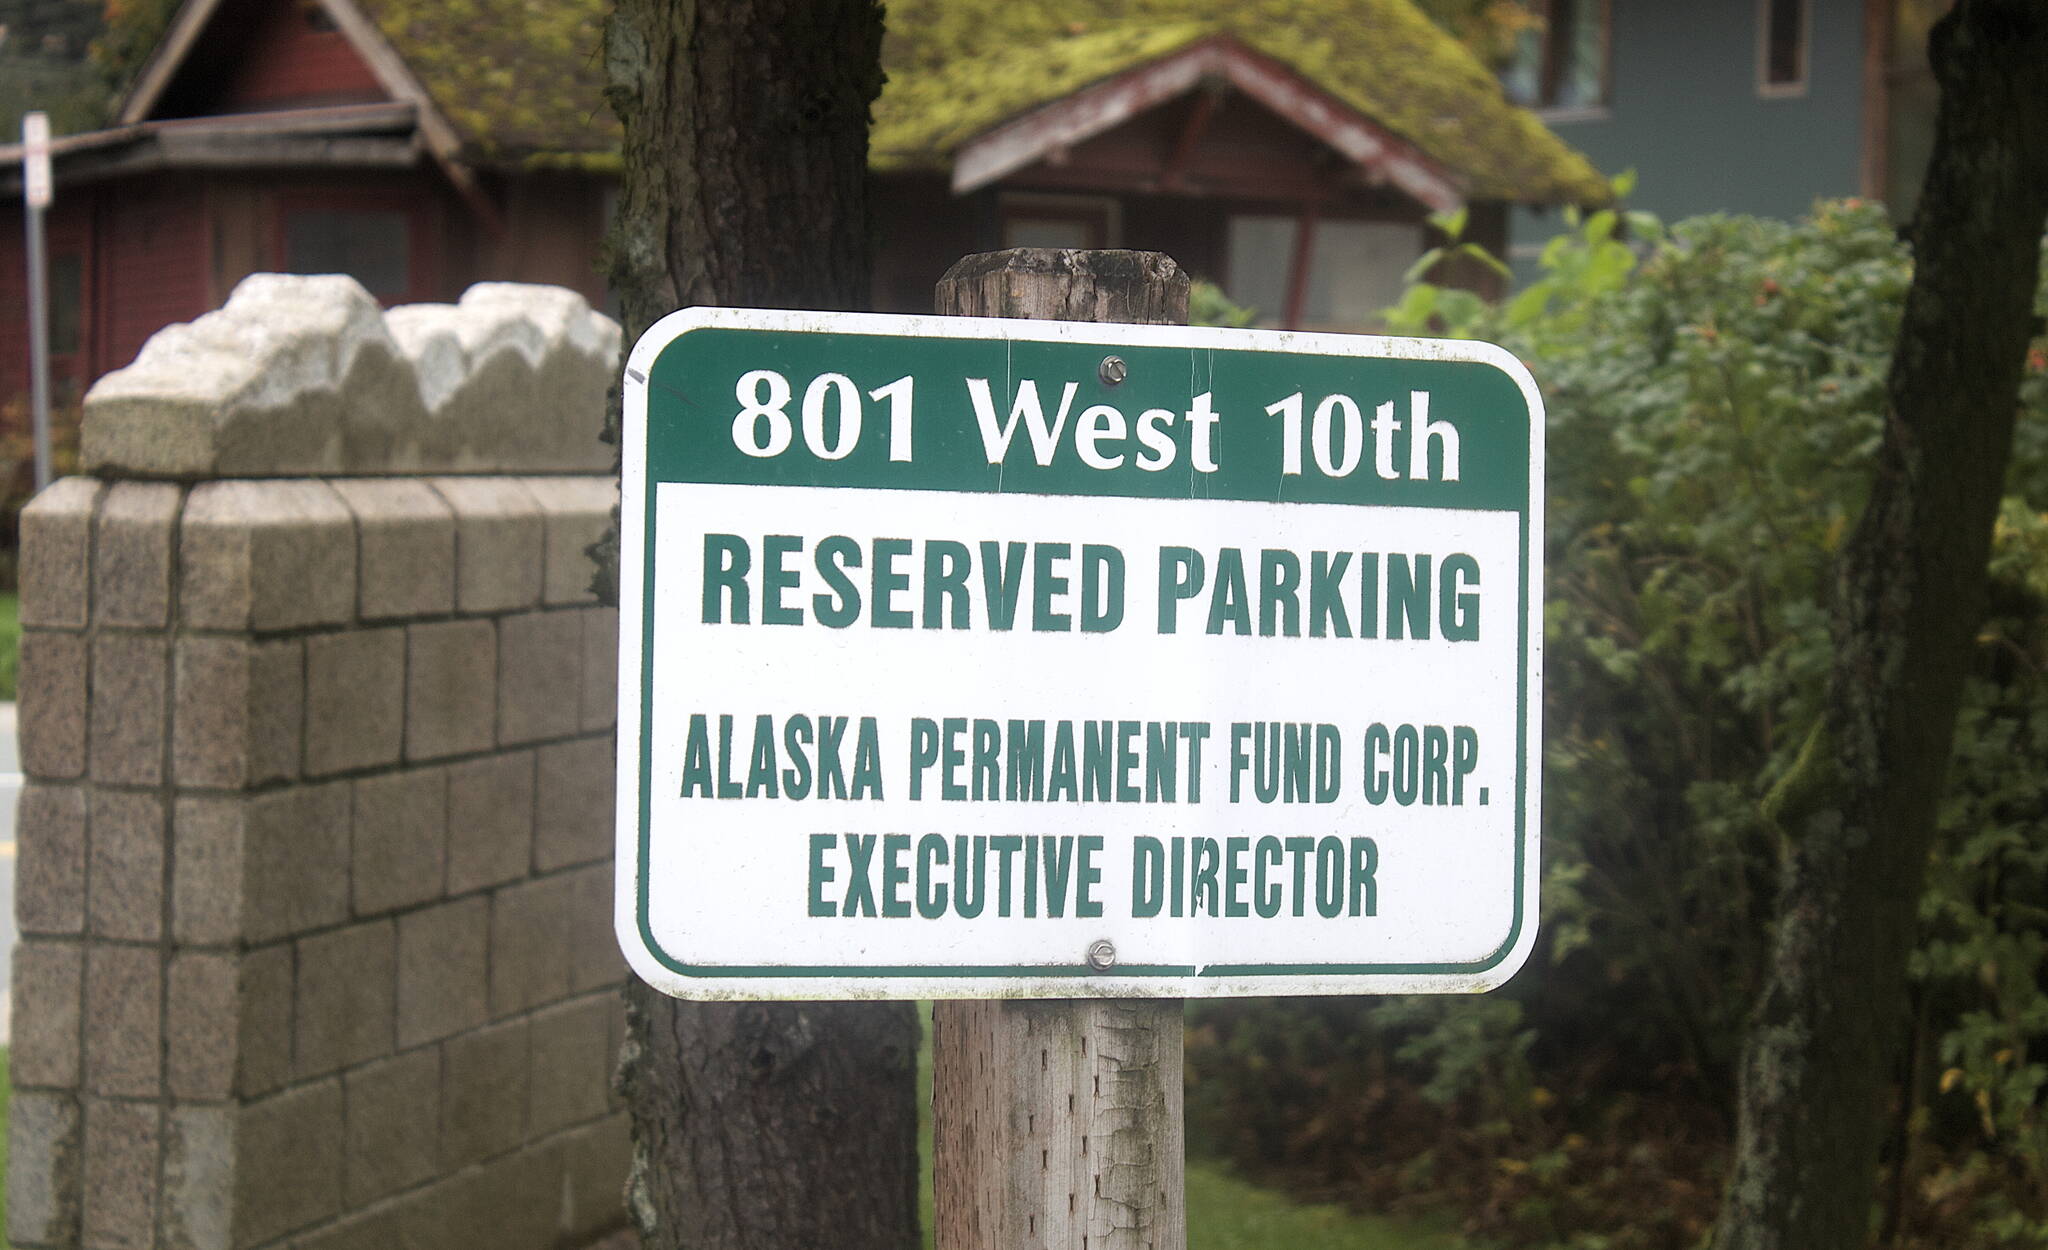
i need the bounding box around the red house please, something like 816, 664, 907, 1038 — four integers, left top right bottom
1, 0, 1605, 404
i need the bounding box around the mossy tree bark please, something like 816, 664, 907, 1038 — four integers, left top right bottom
599, 4, 920, 1249
1715, 4, 2048, 1247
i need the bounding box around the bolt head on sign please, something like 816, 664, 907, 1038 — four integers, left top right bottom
617, 308, 1542, 1000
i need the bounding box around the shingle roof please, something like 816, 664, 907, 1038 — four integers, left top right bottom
350, 0, 1605, 203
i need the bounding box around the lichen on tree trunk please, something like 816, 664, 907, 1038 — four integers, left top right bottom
1715, 4, 2048, 1247
598, 2, 920, 1248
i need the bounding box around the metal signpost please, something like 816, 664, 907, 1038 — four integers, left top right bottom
618, 247, 1542, 1248
21, 111, 54, 491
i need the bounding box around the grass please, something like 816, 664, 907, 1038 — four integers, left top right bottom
915, 1006, 1465, 1250
1185, 1163, 1471, 1250
0, 592, 17, 701
2, 1047, 11, 1239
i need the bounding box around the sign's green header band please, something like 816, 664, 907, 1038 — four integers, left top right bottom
645, 327, 1532, 511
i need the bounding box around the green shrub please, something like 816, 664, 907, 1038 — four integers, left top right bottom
1186, 197, 2048, 1249
0, 593, 18, 701
0, 393, 87, 595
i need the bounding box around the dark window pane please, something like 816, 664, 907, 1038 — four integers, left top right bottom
1556, 0, 1606, 107
1502, 0, 1606, 109
284, 209, 410, 298
1766, 0, 1806, 85
1503, 19, 1544, 105
48, 252, 82, 356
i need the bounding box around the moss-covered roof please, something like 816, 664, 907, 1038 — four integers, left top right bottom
355, 0, 619, 158
873, 0, 1607, 203
873, 20, 1213, 165
350, 0, 1604, 204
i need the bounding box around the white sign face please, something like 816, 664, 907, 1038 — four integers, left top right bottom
619, 308, 1542, 1000
22, 112, 51, 210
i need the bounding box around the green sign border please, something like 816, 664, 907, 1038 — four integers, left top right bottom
621, 308, 1542, 993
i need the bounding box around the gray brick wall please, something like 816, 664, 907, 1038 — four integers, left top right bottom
10, 277, 629, 1250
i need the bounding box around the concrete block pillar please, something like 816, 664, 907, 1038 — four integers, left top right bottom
10, 276, 631, 1250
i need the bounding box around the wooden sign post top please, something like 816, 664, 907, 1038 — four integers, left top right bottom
933, 251, 1189, 1250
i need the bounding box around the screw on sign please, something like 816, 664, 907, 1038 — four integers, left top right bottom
616, 248, 1544, 1250
1086, 938, 1117, 971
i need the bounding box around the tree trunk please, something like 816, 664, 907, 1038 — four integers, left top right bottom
1715, 4, 2048, 1247
599, 4, 920, 1249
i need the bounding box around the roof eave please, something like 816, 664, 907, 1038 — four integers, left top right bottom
947, 34, 1469, 212
0, 113, 429, 194
117, 0, 229, 125
112, 0, 502, 231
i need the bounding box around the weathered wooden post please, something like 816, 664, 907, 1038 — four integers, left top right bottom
932, 249, 1191, 1250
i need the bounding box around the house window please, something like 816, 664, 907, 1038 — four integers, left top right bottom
1503, 0, 1610, 112
1000, 194, 1120, 251
48, 252, 83, 357
1759, 0, 1809, 95
1226, 217, 1422, 330
281, 208, 411, 299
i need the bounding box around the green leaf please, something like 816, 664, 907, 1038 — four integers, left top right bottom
1434, 288, 1486, 334
1454, 242, 1513, 279
1505, 282, 1552, 327
1402, 247, 1447, 286
1379, 283, 1440, 334
1583, 241, 1636, 291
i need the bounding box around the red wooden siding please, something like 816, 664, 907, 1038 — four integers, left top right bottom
872, 175, 986, 314
98, 184, 213, 378
0, 207, 30, 398
0, 201, 101, 401
270, 185, 443, 305
477, 177, 613, 306
218, 0, 385, 112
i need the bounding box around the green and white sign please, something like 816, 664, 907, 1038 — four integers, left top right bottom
618, 308, 1542, 1000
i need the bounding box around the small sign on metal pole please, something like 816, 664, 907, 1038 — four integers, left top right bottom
21, 111, 54, 491
22, 112, 52, 210
615, 299, 1544, 1000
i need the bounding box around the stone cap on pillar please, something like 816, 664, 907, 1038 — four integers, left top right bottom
81, 275, 623, 480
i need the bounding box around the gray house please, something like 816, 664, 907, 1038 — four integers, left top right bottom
1503, 0, 1934, 272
